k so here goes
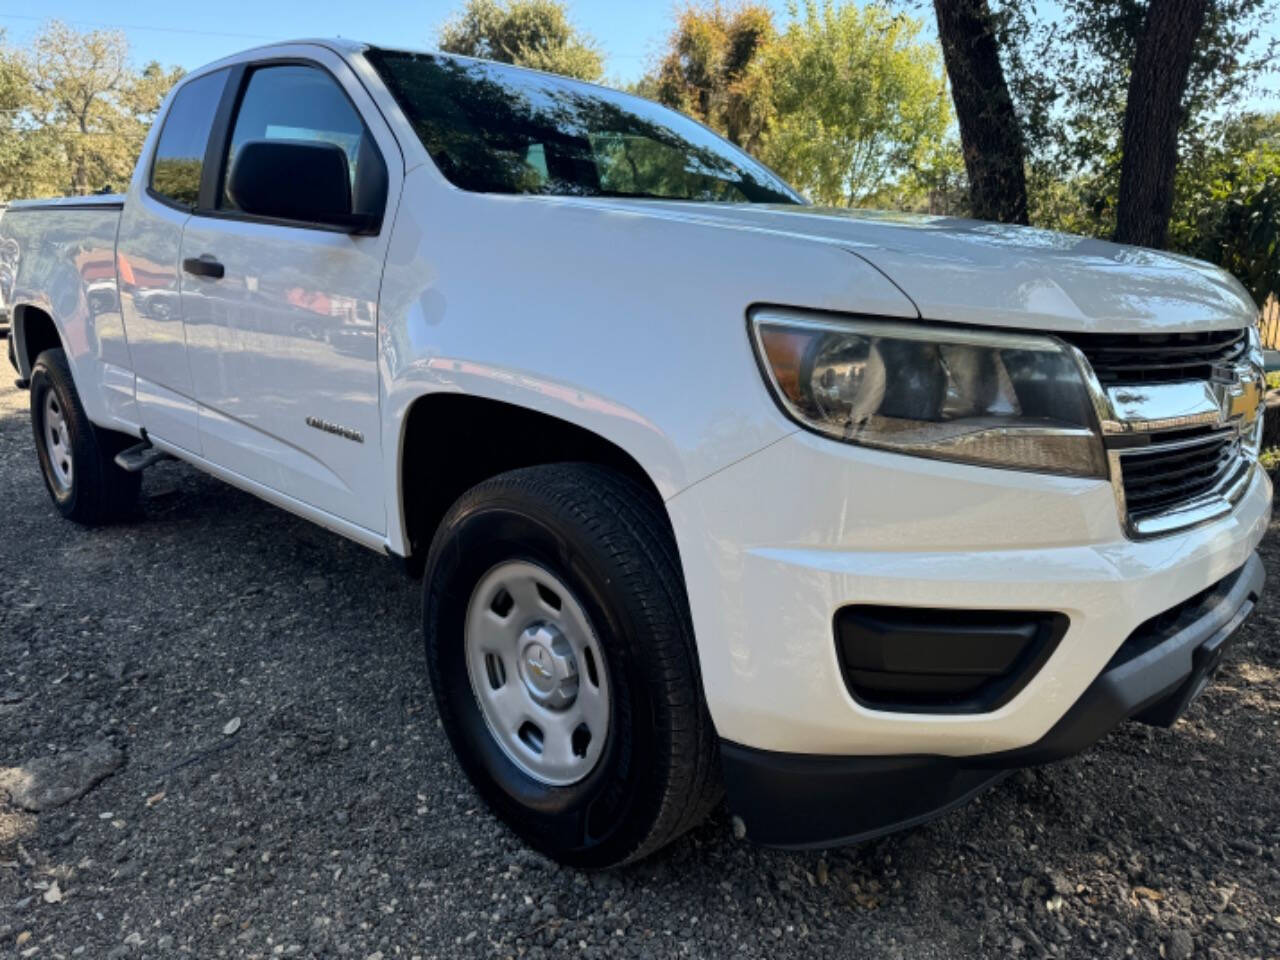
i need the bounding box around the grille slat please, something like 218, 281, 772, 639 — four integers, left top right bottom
1123, 461, 1228, 499
1120, 433, 1241, 518
1120, 445, 1232, 484
1122, 455, 1227, 485
1060, 329, 1248, 384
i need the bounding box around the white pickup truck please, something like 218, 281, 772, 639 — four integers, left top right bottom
2, 39, 1270, 868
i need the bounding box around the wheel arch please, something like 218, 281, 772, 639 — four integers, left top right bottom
11, 303, 67, 380
394, 392, 677, 577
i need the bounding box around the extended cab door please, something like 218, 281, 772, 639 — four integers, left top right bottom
179, 54, 401, 534
117, 68, 230, 452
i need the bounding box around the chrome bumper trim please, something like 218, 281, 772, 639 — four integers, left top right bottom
1100, 381, 1230, 435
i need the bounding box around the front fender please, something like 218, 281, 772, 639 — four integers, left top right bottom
374, 170, 918, 556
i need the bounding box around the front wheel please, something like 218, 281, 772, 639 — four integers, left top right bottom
30, 348, 140, 524
422, 463, 721, 868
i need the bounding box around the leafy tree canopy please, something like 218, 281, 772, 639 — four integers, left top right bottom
1174, 112, 1280, 303
760, 0, 951, 206
641, 1, 953, 208
0, 21, 182, 200
989, 0, 1278, 237
438, 0, 605, 82
643, 2, 776, 152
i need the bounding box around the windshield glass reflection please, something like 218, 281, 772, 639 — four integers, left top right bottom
366, 49, 802, 205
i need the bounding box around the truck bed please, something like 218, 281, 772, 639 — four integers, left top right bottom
1, 195, 127, 429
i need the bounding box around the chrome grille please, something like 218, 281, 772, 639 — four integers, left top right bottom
1059, 329, 1249, 384
1118, 430, 1244, 522
1061, 326, 1261, 538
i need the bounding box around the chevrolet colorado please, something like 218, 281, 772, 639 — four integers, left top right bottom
2, 40, 1269, 868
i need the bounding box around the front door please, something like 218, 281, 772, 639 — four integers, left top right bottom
179, 56, 400, 534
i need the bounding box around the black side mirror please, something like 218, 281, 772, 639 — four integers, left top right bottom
226, 140, 378, 234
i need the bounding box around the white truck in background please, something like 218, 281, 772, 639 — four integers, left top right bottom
2, 39, 1270, 868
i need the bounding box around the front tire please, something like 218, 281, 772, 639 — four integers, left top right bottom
30, 348, 140, 525
423, 464, 720, 868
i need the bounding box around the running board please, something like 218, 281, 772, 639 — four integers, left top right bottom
114, 438, 173, 473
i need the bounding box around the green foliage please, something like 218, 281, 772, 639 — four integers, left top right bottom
942, 0, 1277, 298
758, 1, 950, 206
646, 3, 776, 152
643, 1, 951, 207
438, 0, 604, 82
993, 0, 1277, 242
1027, 112, 1280, 306
0, 34, 55, 200
0, 21, 183, 200
150, 157, 203, 206
892, 135, 968, 215
1175, 113, 1280, 305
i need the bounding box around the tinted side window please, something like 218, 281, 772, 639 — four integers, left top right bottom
149, 70, 228, 208
221, 65, 386, 220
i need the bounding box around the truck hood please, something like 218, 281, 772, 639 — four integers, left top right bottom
547, 199, 1258, 334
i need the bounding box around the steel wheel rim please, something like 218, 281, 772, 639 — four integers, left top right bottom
42, 391, 72, 492
464, 560, 611, 787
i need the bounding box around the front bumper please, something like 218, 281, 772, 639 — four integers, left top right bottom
719, 552, 1264, 848
667, 431, 1272, 756
666, 429, 1271, 846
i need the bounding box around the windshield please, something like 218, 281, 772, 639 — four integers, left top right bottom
365, 48, 803, 204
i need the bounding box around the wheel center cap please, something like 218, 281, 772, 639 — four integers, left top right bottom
524, 645, 556, 693
518, 623, 579, 710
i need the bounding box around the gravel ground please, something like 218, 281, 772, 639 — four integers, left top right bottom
0, 368, 1277, 960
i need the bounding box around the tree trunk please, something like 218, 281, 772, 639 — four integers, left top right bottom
1114, 0, 1209, 249
932, 0, 1028, 224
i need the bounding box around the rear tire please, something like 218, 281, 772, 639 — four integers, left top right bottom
423, 463, 721, 868
30, 348, 140, 525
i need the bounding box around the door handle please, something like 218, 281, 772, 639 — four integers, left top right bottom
182, 255, 225, 280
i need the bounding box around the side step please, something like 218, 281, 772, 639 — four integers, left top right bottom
114, 438, 173, 473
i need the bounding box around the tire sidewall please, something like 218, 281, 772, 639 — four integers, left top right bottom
425, 493, 666, 867
30, 356, 80, 514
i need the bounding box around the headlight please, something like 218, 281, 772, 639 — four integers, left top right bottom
751, 311, 1107, 478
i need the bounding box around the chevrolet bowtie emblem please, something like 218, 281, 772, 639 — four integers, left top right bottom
525, 648, 553, 679
1228, 377, 1262, 420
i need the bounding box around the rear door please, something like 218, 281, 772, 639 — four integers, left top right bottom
179, 53, 401, 534
118, 69, 230, 452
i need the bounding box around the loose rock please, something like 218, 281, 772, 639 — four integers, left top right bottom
0, 742, 124, 812
1165, 930, 1194, 960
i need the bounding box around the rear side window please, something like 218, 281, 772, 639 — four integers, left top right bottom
149, 69, 228, 209
220, 65, 387, 220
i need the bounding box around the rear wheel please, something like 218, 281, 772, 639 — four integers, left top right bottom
423, 463, 720, 868
30, 348, 140, 524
